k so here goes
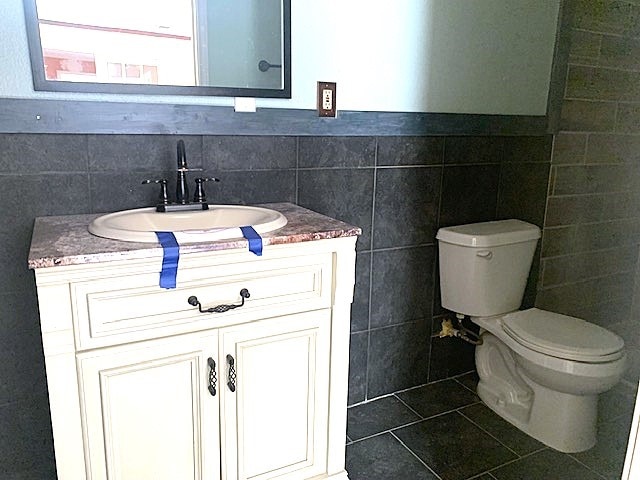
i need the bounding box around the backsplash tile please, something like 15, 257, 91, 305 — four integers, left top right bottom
298, 137, 375, 168
376, 136, 443, 166
372, 167, 441, 249
203, 135, 296, 170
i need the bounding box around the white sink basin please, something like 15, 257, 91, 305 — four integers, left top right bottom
88, 205, 287, 243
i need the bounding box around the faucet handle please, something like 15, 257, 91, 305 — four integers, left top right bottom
142, 179, 169, 205
193, 177, 220, 203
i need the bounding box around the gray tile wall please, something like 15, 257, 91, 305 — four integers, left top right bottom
537, 0, 640, 382
0, 132, 551, 478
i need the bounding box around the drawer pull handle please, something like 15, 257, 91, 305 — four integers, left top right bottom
188, 288, 250, 314
226, 354, 237, 392
207, 357, 217, 397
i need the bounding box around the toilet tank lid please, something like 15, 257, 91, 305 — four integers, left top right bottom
436, 220, 541, 247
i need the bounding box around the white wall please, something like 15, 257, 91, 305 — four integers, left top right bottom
0, 0, 560, 115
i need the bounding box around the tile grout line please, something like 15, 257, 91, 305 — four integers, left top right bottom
455, 410, 521, 458
389, 431, 444, 480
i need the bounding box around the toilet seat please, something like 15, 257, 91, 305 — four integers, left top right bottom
502, 308, 624, 363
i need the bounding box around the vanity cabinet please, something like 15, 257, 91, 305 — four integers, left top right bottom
29, 210, 357, 480
78, 309, 330, 480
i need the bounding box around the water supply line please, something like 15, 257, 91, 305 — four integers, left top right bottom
437, 314, 483, 346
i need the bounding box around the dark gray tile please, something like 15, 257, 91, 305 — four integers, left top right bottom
571, 415, 632, 479
540, 226, 577, 258
346, 433, 438, 480
347, 396, 421, 440
203, 135, 296, 170
372, 167, 441, 249
552, 133, 586, 165
0, 397, 56, 479
0, 133, 87, 173
598, 382, 637, 425
0, 293, 48, 405
349, 332, 368, 406
377, 137, 443, 166
351, 252, 371, 333
439, 165, 500, 228
397, 379, 478, 419
0, 227, 38, 294
545, 195, 606, 227
600, 34, 640, 70
553, 164, 634, 195
455, 371, 480, 393
491, 448, 602, 480
428, 321, 478, 382
569, 30, 602, 60
444, 137, 503, 164
566, 65, 640, 102
207, 169, 296, 205
573, 218, 640, 251
298, 137, 375, 168
367, 321, 430, 398
298, 168, 373, 250
88, 135, 202, 172
536, 272, 635, 315
459, 403, 545, 456
370, 246, 435, 328
587, 134, 640, 164
542, 246, 637, 287
90, 170, 171, 212
617, 103, 640, 134
497, 162, 549, 226
0, 174, 90, 225
394, 412, 516, 480
560, 99, 616, 132
501, 136, 552, 163
573, 0, 634, 35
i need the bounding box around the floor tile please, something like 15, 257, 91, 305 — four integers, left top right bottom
491, 449, 603, 480
571, 415, 633, 479
394, 412, 517, 480
346, 433, 438, 480
455, 371, 480, 393
396, 379, 479, 419
458, 403, 545, 456
347, 395, 421, 441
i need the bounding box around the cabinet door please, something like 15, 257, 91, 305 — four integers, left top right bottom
220, 310, 331, 480
77, 333, 220, 480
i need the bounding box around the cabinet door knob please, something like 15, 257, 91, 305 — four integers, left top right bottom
188, 289, 250, 314
207, 357, 217, 397
226, 354, 237, 392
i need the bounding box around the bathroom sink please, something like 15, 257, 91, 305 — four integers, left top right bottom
88, 205, 287, 243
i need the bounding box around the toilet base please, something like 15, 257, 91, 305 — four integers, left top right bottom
476, 332, 598, 453
477, 365, 598, 453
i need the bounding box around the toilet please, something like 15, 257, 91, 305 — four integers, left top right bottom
436, 219, 626, 453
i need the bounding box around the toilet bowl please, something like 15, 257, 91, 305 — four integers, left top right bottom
436, 220, 626, 453
473, 309, 625, 452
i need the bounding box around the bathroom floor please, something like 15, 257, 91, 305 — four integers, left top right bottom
345, 372, 636, 480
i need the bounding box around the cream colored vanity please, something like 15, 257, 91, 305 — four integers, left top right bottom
29, 203, 359, 480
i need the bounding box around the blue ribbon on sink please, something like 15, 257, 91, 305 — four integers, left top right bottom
240, 226, 263, 256
155, 232, 180, 288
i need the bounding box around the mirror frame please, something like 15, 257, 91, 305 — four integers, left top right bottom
22, 0, 292, 98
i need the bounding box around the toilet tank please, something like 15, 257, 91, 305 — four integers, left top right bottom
436, 220, 541, 317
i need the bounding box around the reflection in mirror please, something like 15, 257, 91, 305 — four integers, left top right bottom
23, 0, 291, 98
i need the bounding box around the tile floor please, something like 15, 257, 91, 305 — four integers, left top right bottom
345, 372, 636, 480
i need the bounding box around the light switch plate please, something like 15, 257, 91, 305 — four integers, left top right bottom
317, 82, 337, 117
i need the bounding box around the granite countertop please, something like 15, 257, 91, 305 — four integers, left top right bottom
28, 203, 361, 269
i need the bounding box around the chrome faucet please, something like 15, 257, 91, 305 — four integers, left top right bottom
143, 140, 219, 212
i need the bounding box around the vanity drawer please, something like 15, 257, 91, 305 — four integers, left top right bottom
71, 253, 333, 349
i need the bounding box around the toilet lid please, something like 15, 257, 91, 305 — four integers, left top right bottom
502, 308, 625, 362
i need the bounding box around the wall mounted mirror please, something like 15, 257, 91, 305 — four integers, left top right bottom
22, 0, 291, 98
